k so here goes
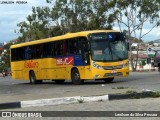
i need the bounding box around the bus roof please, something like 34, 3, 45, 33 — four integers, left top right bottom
10, 30, 120, 48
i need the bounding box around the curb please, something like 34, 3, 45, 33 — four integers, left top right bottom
0, 102, 21, 109
108, 91, 155, 100
0, 91, 157, 110
0, 95, 108, 110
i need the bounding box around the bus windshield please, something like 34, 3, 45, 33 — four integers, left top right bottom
90, 32, 128, 62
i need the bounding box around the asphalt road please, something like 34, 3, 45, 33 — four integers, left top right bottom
1, 72, 160, 120
0, 72, 160, 103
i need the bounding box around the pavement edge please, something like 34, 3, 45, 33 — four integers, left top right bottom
0, 91, 156, 110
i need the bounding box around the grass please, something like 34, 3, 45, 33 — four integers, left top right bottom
125, 90, 160, 99
112, 86, 129, 89
126, 90, 137, 94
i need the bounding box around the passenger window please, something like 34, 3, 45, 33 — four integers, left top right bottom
24, 46, 32, 60
67, 39, 78, 54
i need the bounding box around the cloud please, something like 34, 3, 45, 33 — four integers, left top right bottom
0, 0, 49, 42
156, 32, 160, 36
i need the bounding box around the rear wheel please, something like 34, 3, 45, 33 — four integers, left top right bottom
71, 69, 83, 85
103, 78, 114, 83
29, 71, 42, 84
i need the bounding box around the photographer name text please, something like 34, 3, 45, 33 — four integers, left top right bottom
0, 1, 27, 4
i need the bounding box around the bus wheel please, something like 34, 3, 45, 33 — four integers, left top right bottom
71, 69, 83, 85
55, 80, 65, 84
29, 71, 42, 84
103, 78, 114, 83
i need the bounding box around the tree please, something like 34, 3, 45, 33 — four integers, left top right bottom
16, 0, 114, 43
0, 43, 11, 72
17, 6, 51, 42
47, 0, 113, 32
108, 0, 160, 71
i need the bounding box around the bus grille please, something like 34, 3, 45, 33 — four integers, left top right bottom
102, 65, 123, 70
104, 72, 122, 77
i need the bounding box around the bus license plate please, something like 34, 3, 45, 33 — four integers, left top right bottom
111, 69, 117, 73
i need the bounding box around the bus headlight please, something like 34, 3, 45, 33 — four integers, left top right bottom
92, 61, 104, 70
123, 61, 129, 68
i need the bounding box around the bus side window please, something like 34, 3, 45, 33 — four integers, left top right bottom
67, 38, 78, 54
37, 45, 40, 58
62, 41, 67, 55
39, 44, 44, 58
14, 49, 18, 61
43, 43, 48, 57
25, 46, 31, 60
19, 47, 24, 60
53, 41, 62, 56
32, 45, 37, 59
50, 42, 55, 57
11, 49, 14, 61
54, 42, 58, 56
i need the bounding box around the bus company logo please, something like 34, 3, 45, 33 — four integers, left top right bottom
56, 57, 74, 65
24, 61, 39, 68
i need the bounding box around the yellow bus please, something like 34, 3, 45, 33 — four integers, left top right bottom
10, 30, 129, 84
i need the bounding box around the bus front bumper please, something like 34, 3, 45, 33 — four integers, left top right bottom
92, 67, 129, 79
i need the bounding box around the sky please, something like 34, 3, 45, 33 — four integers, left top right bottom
0, 0, 49, 43
0, 0, 160, 43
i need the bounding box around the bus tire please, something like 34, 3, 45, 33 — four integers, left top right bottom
104, 78, 114, 83
71, 69, 83, 85
29, 71, 42, 84
55, 80, 65, 84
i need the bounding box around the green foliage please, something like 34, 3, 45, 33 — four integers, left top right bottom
0, 64, 8, 73
126, 90, 138, 94
139, 60, 146, 66
17, 6, 52, 42
112, 86, 129, 89
16, 0, 114, 43
126, 91, 160, 99
16, 0, 159, 45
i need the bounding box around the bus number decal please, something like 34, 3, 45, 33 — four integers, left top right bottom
56, 57, 74, 65
24, 61, 39, 68
56, 58, 63, 65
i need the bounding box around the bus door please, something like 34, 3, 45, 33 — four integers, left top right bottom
77, 37, 91, 79
78, 37, 90, 66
